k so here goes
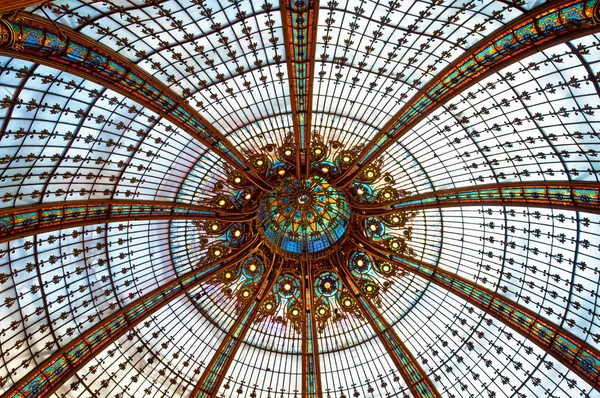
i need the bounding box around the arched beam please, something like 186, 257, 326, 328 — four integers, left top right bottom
352, 232, 600, 390
0, 1, 45, 13
1, 237, 262, 398
303, 262, 322, 397
334, 253, 441, 398
352, 181, 600, 216
0, 13, 274, 190
333, 0, 600, 187
280, 0, 320, 177
0, 199, 256, 244
190, 257, 281, 398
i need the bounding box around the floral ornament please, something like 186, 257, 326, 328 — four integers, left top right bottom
189, 136, 415, 326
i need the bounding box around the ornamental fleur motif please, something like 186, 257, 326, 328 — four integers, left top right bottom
190, 134, 416, 326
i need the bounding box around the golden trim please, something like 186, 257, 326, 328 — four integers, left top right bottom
0, 19, 14, 48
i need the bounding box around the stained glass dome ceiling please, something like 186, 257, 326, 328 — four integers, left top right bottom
1, 0, 600, 398
258, 176, 350, 257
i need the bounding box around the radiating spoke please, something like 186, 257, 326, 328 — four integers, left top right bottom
303, 262, 322, 397
353, 231, 600, 390
333, 0, 600, 186
190, 256, 281, 398
352, 181, 600, 216
0, 13, 274, 190
334, 253, 442, 398
280, 0, 320, 178
0, 199, 256, 243
2, 237, 261, 398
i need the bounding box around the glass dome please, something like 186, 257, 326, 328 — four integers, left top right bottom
0, 1, 600, 398
258, 176, 350, 257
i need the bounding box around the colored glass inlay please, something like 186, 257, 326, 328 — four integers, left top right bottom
258, 176, 350, 257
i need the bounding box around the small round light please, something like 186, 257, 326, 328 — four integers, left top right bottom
284, 283, 292, 291
391, 241, 399, 249
392, 216, 400, 223
366, 285, 374, 292
384, 192, 391, 199
324, 282, 331, 289
321, 167, 329, 173
357, 259, 364, 267
256, 159, 264, 166
315, 148, 322, 155
245, 193, 252, 200
214, 249, 222, 256
242, 290, 250, 298
234, 177, 241, 184
278, 169, 286, 176
344, 299, 352, 307
249, 264, 257, 272
265, 303, 273, 310
342, 156, 350, 162
366, 171, 375, 178
224, 272, 232, 279
291, 309, 299, 316
382, 265, 391, 272
284, 149, 292, 156
369, 225, 377, 231
234, 230, 241, 237
218, 199, 226, 206
318, 308, 326, 315
211, 224, 219, 231
357, 188, 364, 195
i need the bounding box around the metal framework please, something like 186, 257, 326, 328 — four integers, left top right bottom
334, 253, 442, 398
280, 0, 320, 178
333, 0, 600, 186
0, 12, 273, 190
303, 262, 322, 397
0, 0, 599, 397
1, 238, 261, 398
353, 232, 600, 391
0, 199, 255, 243
353, 181, 600, 216
190, 257, 279, 398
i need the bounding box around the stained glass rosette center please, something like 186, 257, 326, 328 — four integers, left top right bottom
258, 176, 350, 258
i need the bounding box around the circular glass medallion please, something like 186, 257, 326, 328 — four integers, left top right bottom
258, 176, 350, 258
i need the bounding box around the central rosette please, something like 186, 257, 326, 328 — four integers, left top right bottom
258, 176, 350, 258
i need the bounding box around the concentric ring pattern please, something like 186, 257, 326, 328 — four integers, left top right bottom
1, 1, 600, 398
258, 176, 350, 256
